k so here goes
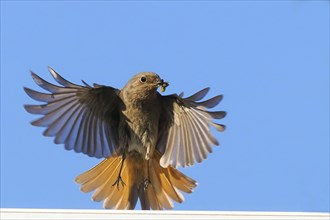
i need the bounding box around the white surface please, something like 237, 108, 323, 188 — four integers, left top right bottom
1, 208, 329, 220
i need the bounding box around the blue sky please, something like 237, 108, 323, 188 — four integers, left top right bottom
1, 1, 329, 212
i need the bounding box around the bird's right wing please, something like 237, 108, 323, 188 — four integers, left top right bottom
24, 67, 122, 158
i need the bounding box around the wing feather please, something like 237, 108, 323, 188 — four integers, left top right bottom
31, 72, 75, 93
196, 95, 223, 108
158, 88, 226, 168
54, 103, 83, 144
48, 67, 82, 88
184, 87, 210, 101
24, 67, 121, 158
43, 100, 80, 137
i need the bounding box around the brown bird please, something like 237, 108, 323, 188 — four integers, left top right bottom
24, 67, 226, 210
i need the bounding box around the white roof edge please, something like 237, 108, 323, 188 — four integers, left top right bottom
1, 208, 329, 220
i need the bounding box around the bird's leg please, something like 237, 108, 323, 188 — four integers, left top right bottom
143, 160, 151, 190
112, 153, 126, 190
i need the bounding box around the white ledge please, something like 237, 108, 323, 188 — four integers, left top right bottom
1, 208, 329, 220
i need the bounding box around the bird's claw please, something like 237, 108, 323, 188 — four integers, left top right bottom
112, 176, 125, 190
143, 177, 151, 190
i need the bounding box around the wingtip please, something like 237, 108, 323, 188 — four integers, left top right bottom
23, 104, 34, 113
48, 66, 57, 77
47, 66, 54, 72
23, 104, 30, 112
212, 122, 226, 132
30, 70, 37, 78
23, 87, 37, 99
29, 71, 44, 85
221, 124, 226, 131
30, 120, 38, 126
203, 87, 211, 93
23, 86, 29, 93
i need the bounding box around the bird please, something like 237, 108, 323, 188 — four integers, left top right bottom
24, 67, 226, 210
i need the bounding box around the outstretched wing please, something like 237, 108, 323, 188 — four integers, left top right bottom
24, 67, 122, 158
157, 88, 226, 168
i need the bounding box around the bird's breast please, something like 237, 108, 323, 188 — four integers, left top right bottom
120, 99, 161, 159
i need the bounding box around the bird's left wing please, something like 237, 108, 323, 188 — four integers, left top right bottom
157, 88, 226, 168
24, 67, 122, 158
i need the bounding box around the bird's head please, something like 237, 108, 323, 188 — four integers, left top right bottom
124, 72, 169, 94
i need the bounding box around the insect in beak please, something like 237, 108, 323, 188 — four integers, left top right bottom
158, 79, 169, 92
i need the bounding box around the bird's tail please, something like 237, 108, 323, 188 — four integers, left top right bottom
75, 150, 197, 210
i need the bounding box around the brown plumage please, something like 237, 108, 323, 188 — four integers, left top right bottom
24, 67, 226, 210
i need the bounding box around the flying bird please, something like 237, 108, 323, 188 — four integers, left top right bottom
24, 67, 226, 210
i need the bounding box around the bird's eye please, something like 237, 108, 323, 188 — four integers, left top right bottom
140, 76, 147, 83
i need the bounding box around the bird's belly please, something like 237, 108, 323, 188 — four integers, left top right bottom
121, 104, 160, 160
127, 138, 147, 157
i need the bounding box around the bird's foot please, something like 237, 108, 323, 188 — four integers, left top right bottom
143, 177, 151, 190
112, 176, 125, 190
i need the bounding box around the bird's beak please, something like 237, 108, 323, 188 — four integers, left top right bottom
158, 79, 169, 92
